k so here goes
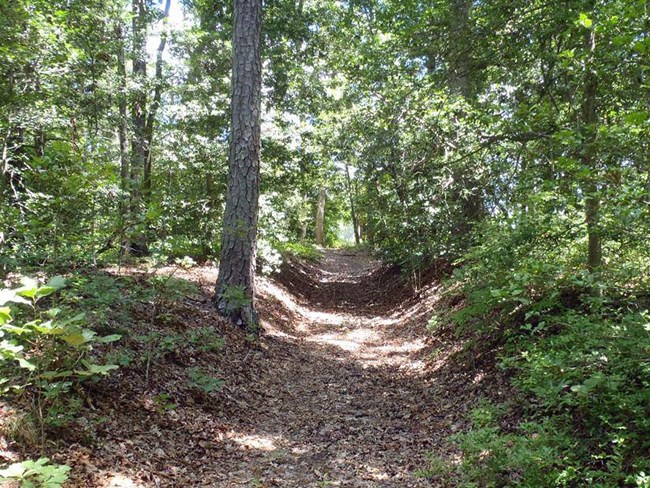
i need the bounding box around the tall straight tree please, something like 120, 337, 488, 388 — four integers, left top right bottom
214, 0, 262, 330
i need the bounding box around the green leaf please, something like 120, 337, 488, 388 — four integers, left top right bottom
97, 334, 122, 343
58, 312, 86, 327
46, 276, 66, 290
46, 307, 62, 318
40, 370, 74, 379
30, 321, 65, 335
578, 13, 593, 29
0, 289, 29, 306
62, 328, 96, 346
34, 286, 58, 299
0, 462, 27, 478
0, 307, 12, 325
0, 340, 23, 355
75, 363, 119, 376
17, 358, 36, 371
2, 324, 32, 335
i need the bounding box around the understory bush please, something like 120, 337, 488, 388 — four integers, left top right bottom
0, 277, 121, 435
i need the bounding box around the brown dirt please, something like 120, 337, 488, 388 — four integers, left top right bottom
5, 249, 509, 487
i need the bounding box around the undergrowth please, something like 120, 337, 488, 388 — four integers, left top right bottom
0, 264, 219, 487
278, 242, 323, 262
422, 222, 650, 487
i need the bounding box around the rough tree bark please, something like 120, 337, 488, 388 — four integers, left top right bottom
214, 0, 262, 331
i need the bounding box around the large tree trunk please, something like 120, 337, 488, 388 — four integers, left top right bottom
214, 0, 262, 331
315, 187, 326, 246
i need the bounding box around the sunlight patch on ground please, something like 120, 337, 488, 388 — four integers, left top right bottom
346, 328, 374, 342
227, 431, 279, 451
363, 465, 390, 480
374, 339, 426, 354
305, 333, 362, 351
102, 474, 143, 488
302, 310, 346, 325
260, 279, 348, 327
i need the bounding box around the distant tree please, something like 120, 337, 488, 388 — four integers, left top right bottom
214, 0, 263, 331
314, 188, 326, 246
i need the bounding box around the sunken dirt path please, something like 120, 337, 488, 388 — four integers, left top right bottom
61, 249, 467, 487
211, 249, 445, 487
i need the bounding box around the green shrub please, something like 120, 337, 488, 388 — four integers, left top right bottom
0, 276, 121, 438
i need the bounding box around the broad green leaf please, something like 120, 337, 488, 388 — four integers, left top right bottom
46, 307, 62, 318
578, 13, 593, 29
16, 278, 39, 298
0, 340, 23, 355
0, 290, 28, 306
35, 286, 58, 299
0, 462, 27, 478
61, 328, 95, 346
58, 312, 86, 326
2, 324, 32, 335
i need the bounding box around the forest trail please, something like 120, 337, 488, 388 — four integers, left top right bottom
61, 250, 483, 488
235, 249, 441, 486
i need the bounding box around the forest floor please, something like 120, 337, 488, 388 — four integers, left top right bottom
8, 249, 508, 487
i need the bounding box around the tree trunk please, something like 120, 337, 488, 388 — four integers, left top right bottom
344, 162, 361, 245
115, 21, 129, 251
448, 0, 472, 98
446, 0, 484, 242
143, 0, 172, 205
582, 25, 601, 271
315, 187, 326, 246
1, 126, 26, 206
214, 0, 262, 331
129, 0, 148, 256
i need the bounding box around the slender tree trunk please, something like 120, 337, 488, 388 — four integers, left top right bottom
582, 26, 601, 271
115, 22, 129, 248
214, 0, 263, 331
129, 0, 148, 255
2, 126, 26, 205
344, 162, 360, 245
315, 187, 326, 246
143, 0, 171, 204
